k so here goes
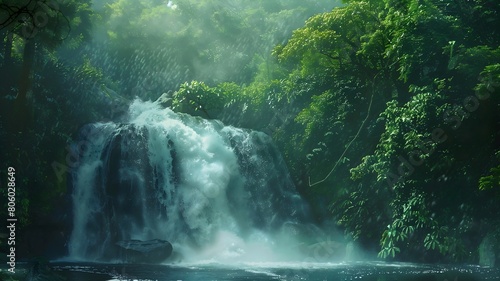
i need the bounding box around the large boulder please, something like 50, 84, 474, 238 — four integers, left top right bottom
115, 239, 173, 263
479, 233, 497, 267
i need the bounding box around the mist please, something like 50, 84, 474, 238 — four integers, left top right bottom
70, 0, 341, 101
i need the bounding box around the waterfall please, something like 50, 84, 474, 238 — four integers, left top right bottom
68, 99, 312, 263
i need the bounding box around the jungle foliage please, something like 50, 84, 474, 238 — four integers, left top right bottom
270, 0, 500, 262
1, 0, 499, 264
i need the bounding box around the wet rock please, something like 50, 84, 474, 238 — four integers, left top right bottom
479, 233, 496, 267
155, 92, 172, 108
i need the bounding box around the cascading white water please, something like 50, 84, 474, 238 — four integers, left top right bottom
68, 99, 314, 263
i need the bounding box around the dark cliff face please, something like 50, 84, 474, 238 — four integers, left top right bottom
101, 125, 164, 256
227, 130, 311, 230
69, 123, 179, 260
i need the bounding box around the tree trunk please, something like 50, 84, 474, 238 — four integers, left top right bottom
2, 32, 14, 67
13, 39, 36, 133
0, 30, 6, 57
1, 31, 15, 98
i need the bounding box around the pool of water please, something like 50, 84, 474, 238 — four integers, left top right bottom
42, 261, 500, 281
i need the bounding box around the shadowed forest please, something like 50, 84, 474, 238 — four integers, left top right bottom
1, 0, 500, 269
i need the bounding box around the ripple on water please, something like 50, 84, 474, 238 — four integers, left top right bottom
49, 261, 500, 281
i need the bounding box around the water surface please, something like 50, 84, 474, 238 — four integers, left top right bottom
50, 261, 500, 281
